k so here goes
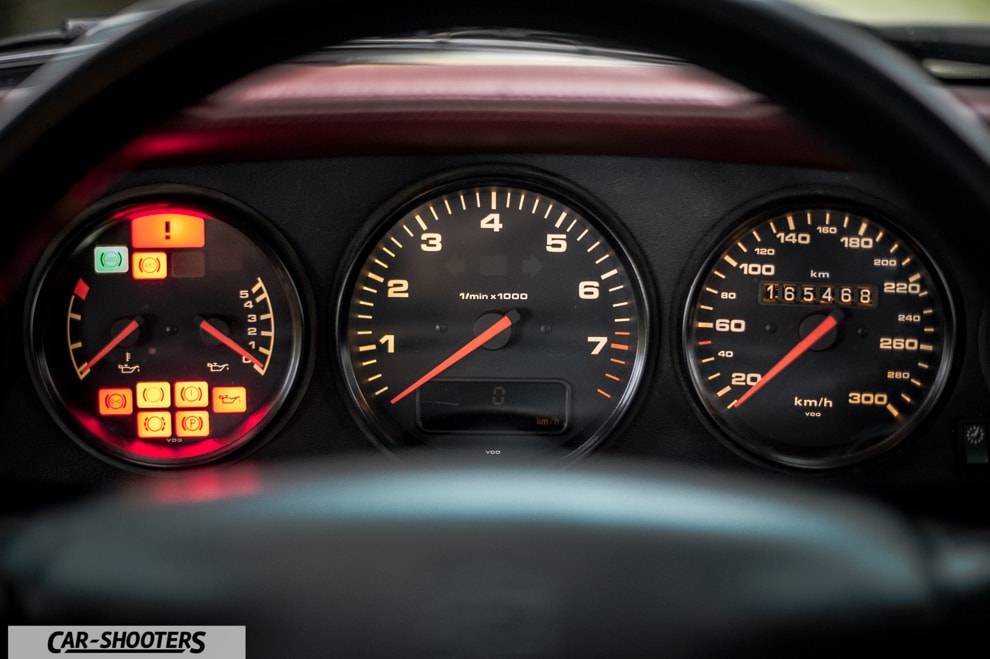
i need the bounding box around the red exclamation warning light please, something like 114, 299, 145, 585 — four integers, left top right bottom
131, 213, 205, 249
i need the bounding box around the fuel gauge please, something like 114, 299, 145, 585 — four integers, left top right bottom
27, 189, 309, 469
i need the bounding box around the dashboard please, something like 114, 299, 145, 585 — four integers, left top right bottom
1, 51, 989, 507
5, 1, 990, 654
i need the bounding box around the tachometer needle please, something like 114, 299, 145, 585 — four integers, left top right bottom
390, 310, 520, 405
732, 309, 844, 409
79, 316, 143, 378
198, 317, 265, 372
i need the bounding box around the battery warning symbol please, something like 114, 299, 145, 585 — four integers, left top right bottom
94, 245, 129, 274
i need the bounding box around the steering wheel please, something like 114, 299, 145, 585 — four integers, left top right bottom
4, 0, 990, 655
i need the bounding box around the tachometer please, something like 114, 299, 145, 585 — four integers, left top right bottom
684, 205, 953, 468
338, 170, 651, 458
27, 188, 310, 469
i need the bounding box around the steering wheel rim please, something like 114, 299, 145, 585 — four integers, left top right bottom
4, 0, 990, 655
4, 456, 943, 656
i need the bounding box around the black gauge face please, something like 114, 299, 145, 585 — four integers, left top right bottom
684, 206, 953, 468
338, 174, 650, 457
28, 192, 308, 468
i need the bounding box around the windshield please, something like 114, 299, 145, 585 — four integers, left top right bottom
801, 0, 990, 24
2, 0, 990, 43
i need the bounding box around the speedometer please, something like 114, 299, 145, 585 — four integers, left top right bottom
337, 169, 651, 458
684, 204, 953, 468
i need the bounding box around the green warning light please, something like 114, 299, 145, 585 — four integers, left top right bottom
94, 245, 129, 273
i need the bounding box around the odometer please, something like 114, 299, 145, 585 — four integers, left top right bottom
338, 171, 650, 457
684, 205, 953, 468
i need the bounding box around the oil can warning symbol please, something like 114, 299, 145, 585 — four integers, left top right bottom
212, 386, 247, 413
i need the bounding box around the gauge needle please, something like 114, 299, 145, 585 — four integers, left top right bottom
80, 317, 142, 378
390, 310, 520, 405
198, 317, 265, 371
732, 309, 844, 409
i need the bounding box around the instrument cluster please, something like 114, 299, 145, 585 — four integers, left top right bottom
12, 156, 982, 477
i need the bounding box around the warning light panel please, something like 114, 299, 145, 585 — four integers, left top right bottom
137, 382, 171, 409
213, 386, 247, 413
131, 213, 206, 249
94, 246, 129, 274
137, 411, 172, 439
176, 411, 210, 438
132, 252, 167, 280
98, 388, 133, 416
175, 381, 209, 408
33, 198, 306, 467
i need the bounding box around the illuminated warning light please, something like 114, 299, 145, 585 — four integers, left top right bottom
94, 245, 129, 273
175, 381, 209, 408
137, 411, 172, 439
212, 386, 247, 413
98, 388, 133, 416
176, 411, 210, 438
136, 381, 171, 409
131, 213, 206, 249
132, 252, 167, 280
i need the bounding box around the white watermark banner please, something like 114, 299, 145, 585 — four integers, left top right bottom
8, 626, 245, 658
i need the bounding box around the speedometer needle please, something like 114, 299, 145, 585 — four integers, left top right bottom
732, 309, 844, 409
390, 310, 520, 405
198, 317, 265, 372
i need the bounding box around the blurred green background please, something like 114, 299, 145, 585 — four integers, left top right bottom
799, 0, 990, 23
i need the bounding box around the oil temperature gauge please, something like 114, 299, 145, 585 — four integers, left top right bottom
27, 190, 309, 468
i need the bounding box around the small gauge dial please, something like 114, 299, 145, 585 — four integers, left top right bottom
338, 172, 650, 457
684, 205, 953, 468
28, 191, 308, 468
